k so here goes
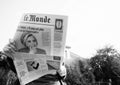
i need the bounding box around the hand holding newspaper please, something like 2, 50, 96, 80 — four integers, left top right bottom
13, 13, 68, 85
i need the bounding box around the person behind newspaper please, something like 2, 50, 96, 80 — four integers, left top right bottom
3, 39, 66, 85
18, 32, 46, 54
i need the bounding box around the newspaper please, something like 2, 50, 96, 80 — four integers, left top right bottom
13, 13, 68, 85
14, 53, 61, 84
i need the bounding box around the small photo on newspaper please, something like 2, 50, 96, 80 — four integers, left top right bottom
13, 53, 53, 85
14, 53, 62, 85
13, 23, 52, 55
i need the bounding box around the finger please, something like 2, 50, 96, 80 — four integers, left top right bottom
3, 46, 15, 53
3, 49, 14, 60
8, 44, 17, 51
3, 46, 10, 52
1, 55, 7, 60
4, 42, 17, 52
9, 39, 15, 44
9, 39, 17, 47
9, 39, 17, 48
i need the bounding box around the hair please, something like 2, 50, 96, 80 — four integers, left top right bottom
21, 33, 38, 47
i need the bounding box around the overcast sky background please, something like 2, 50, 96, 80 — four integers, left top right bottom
0, 0, 120, 58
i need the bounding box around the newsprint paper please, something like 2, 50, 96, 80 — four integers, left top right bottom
13, 13, 68, 85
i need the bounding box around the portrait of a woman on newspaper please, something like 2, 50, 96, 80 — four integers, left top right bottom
18, 32, 46, 54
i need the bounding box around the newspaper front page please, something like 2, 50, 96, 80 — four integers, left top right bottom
13, 13, 68, 85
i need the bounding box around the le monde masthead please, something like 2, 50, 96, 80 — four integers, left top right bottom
24, 14, 51, 23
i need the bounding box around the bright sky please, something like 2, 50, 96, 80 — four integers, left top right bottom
0, 0, 120, 58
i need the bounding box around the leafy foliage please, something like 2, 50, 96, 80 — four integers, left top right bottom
90, 46, 120, 85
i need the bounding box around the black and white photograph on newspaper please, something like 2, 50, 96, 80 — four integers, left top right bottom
13, 53, 64, 85
13, 24, 52, 55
